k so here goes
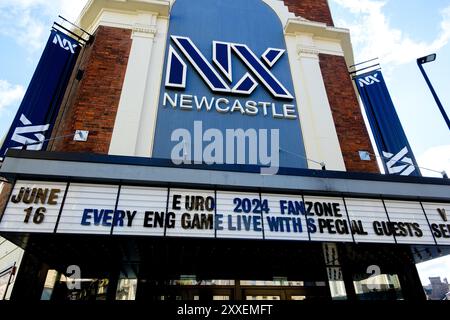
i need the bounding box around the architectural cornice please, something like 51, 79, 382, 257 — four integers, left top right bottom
285, 18, 355, 67
77, 0, 170, 33
297, 46, 320, 59
132, 23, 157, 38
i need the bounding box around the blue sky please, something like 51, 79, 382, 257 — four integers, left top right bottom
0, 0, 449, 287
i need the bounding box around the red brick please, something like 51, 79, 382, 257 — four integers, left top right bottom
319, 54, 380, 173
283, 0, 334, 26
0, 182, 12, 218
49, 26, 132, 154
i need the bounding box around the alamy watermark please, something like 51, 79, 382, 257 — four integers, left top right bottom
366, 264, 382, 290
170, 121, 280, 175
66, 265, 81, 290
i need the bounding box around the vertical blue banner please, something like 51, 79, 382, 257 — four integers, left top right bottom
0, 29, 80, 158
355, 70, 421, 176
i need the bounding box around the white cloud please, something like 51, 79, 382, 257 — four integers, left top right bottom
0, 0, 88, 54
0, 80, 25, 112
331, 0, 450, 66
417, 144, 450, 178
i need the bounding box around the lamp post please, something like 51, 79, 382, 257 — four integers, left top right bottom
417, 54, 450, 131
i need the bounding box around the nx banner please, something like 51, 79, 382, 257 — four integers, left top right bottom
355, 70, 421, 176
0, 29, 80, 158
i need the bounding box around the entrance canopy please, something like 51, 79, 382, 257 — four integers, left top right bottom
0, 150, 449, 249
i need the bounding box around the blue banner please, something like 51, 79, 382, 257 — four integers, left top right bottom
0, 29, 80, 158
355, 70, 421, 176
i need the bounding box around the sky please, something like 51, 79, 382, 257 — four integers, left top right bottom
0, 0, 449, 288
328, 0, 450, 179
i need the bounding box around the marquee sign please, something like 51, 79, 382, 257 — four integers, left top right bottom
1, 180, 449, 246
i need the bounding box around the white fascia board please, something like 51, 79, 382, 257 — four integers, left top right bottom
77, 0, 171, 33
285, 18, 355, 67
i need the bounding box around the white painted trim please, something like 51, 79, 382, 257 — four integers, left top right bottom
109, 23, 156, 156
262, 0, 299, 28
138, 16, 170, 158
284, 33, 346, 171
285, 18, 355, 67
77, 0, 171, 32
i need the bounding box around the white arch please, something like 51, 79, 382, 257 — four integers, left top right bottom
262, 0, 298, 27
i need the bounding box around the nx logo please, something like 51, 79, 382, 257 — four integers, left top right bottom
358, 73, 381, 87
10, 114, 49, 151
53, 34, 77, 54
383, 146, 415, 176
165, 35, 293, 99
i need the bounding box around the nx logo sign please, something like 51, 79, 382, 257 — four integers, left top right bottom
165, 35, 293, 100
53, 34, 77, 54
382, 146, 415, 176
10, 114, 49, 151
358, 73, 381, 87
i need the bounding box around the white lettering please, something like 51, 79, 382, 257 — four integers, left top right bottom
163, 92, 178, 108
171, 129, 191, 164
161, 92, 298, 120
194, 95, 214, 112
180, 94, 193, 110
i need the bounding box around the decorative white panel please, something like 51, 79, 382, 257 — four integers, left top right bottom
303, 195, 353, 242
56, 183, 119, 235
216, 191, 264, 239
1, 180, 448, 246
113, 186, 168, 236
383, 200, 435, 245
0, 181, 67, 233
344, 198, 395, 244
421, 202, 450, 245
165, 188, 215, 238
261, 193, 309, 241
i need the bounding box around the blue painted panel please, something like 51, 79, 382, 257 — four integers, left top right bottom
153, 0, 307, 169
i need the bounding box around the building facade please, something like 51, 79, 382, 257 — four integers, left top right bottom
0, 0, 449, 301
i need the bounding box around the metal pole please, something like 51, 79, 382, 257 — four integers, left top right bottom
2, 263, 16, 300
417, 62, 450, 130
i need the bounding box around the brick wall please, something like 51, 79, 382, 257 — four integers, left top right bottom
50, 26, 132, 154
319, 54, 379, 173
283, 0, 334, 26
0, 182, 12, 220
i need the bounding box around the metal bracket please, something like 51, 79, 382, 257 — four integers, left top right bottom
74, 130, 89, 142
359, 151, 371, 161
